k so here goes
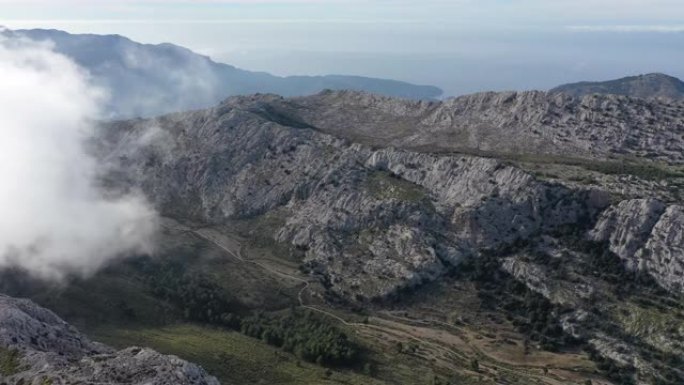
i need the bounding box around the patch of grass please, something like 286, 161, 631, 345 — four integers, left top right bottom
515, 154, 684, 181
90, 324, 383, 385
0, 346, 21, 376
366, 171, 428, 202
444, 147, 684, 181
613, 299, 684, 355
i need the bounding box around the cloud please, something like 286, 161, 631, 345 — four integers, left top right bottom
566, 25, 684, 33
0, 36, 158, 280
0, 19, 423, 24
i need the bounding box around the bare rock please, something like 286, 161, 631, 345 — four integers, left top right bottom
0, 294, 220, 385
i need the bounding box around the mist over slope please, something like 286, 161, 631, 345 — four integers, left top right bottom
0, 36, 158, 281
0, 28, 442, 118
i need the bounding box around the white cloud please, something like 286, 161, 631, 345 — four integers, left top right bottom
567, 25, 684, 33
0, 37, 158, 280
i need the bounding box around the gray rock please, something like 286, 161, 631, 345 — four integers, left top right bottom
0, 294, 220, 385
551, 73, 684, 100
231, 90, 684, 164
589, 199, 684, 293
97, 94, 611, 301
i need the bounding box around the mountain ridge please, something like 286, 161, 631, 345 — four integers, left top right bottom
213, 89, 684, 164
1, 28, 442, 118
551, 73, 684, 100
91, 88, 684, 383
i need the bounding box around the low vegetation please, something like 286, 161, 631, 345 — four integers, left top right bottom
459, 253, 578, 352
0, 347, 21, 376
366, 171, 428, 202
138, 256, 361, 367
239, 309, 360, 366
92, 324, 380, 385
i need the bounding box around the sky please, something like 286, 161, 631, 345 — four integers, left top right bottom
1, 0, 683, 96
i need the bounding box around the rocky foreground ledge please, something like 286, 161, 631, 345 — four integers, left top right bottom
0, 294, 220, 385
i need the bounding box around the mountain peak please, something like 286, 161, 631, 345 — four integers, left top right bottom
551, 73, 684, 100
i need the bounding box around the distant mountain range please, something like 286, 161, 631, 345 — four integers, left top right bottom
1, 28, 442, 118
551, 73, 684, 100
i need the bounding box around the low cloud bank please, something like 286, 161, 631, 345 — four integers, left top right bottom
0, 37, 158, 280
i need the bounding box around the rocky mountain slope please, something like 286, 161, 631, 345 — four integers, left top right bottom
94, 88, 684, 384
97, 89, 684, 299
551, 73, 684, 100
99, 93, 610, 300
210, 90, 684, 164
0, 294, 219, 385
0, 28, 441, 118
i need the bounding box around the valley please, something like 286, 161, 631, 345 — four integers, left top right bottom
3, 216, 616, 385
3, 88, 684, 385
0, 4, 683, 382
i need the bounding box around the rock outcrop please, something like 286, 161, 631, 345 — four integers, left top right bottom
86, 88, 684, 384
220, 90, 684, 164
0, 295, 220, 385
590, 199, 684, 293
99, 96, 610, 301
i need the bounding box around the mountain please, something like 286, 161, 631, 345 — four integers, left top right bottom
0, 294, 219, 384
0, 28, 442, 118
551, 73, 684, 100
2, 89, 684, 384
180, 89, 684, 164
82, 90, 684, 384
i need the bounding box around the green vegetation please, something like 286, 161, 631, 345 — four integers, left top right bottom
133, 255, 362, 367
453, 147, 684, 181
143, 259, 242, 324
366, 171, 428, 202
584, 346, 636, 385
563, 237, 660, 290
462, 254, 575, 352
0, 347, 21, 376
458, 249, 639, 384
525, 155, 684, 181
92, 324, 380, 385
239, 309, 360, 366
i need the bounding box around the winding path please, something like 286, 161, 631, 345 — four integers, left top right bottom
168, 222, 601, 385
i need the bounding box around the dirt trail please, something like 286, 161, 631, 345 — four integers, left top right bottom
165, 221, 603, 384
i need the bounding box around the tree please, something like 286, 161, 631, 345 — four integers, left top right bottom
470, 358, 480, 372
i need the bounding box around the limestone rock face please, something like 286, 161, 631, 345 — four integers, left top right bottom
0, 295, 220, 385
229, 90, 684, 164
589, 199, 667, 268
99, 98, 610, 301
639, 206, 684, 293
590, 199, 684, 293
79, 87, 684, 383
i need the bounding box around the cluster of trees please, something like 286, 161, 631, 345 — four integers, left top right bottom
585, 346, 636, 385
238, 309, 360, 366
136, 257, 360, 367
146, 267, 238, 324
564, 237, 663, 292
460, 252, 578, 352
459, 244, 653, 383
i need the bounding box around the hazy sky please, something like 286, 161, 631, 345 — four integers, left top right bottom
1, 0, 683, 96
